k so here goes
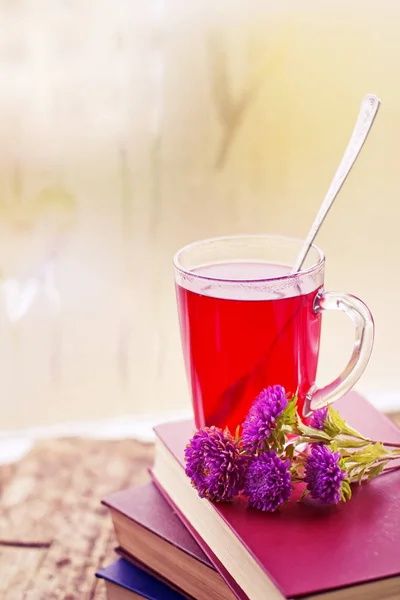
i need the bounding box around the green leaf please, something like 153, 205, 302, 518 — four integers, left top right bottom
235, 425, 241, 442
285, 443, 295, 462
366, 460, 390, 481
323, 406, 343, 436
281, 397, 298, 430
357, 465, 368, 485
334, 437, 370, 449
341, 423, 368, 440
330, 440, 339, 453
342, 443, 390, 469
338, 449, 353, 459
299, 487, 309, 502
325, 406, 367, 440
341, 479, 352, 501
295, 422, 332, 442
363, 442, 390, 460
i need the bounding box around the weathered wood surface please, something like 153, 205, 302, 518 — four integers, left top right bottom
0, 438, 154, 599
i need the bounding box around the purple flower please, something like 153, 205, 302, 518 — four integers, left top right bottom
242, 385, 288, 453
304, 444, 347, 504
184, 427, 246, 502
243, 451, 292, 512
309, 407, 328, 431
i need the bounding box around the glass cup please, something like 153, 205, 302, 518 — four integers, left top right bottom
174, 234, 374, 431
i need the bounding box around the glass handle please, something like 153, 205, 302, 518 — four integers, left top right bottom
303, 291, 375, 417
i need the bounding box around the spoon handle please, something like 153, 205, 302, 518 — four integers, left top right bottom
292, 93, 381, 274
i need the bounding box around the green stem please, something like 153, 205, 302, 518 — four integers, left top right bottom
376, 454, 400, 463
367, 438, 400, 449
338, 429, 400, 449
295, 433, 400, 451
383, 464, 400, 475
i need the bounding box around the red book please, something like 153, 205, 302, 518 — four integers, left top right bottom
152, 392, 400, 600
102, 482, 236, 600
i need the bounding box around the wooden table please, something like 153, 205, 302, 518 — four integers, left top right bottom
0, 438, 154, 599
1, 413, 399, 599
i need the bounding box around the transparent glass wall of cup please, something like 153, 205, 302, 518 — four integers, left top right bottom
174, 235, 374, 432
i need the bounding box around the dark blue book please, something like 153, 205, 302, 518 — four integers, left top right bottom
96, 559, 187, 600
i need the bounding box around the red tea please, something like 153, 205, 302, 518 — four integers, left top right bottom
176, 262, 322, 431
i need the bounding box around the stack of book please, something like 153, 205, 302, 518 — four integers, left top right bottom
97, 392, 400, 600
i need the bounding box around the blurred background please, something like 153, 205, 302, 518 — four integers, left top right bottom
0, 0, 399, 433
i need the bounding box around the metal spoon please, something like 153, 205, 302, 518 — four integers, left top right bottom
292, 93, 381, 273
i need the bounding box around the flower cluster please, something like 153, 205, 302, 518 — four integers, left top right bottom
184, 386, 400, 512
242, 385, 288, 453
184, 427, 247, 502
244, 452, 292, 511
304, 444, 346, 504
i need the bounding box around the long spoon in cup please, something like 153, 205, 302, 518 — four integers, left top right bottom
292, 93, 381, 273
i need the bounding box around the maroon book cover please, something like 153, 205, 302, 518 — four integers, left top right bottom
151, 475, 250, 600
102, 482, 240, 600
154, 392, 400, 599
102, 482, 211, 568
